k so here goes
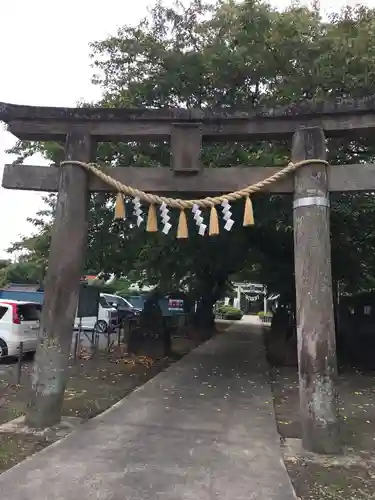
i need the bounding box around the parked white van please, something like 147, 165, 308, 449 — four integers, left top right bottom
0, 300, 41, 358
0, 295, 119, 359
74, 294, 119, 333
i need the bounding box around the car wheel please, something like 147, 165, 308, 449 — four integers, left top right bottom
0, 339, 8, 358
94, 320, 108, 333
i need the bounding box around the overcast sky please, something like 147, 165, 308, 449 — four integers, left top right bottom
0, 0, 370, 259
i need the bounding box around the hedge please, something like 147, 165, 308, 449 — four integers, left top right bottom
216, 305, 243, 321
257, 311, 273, 323
257, 311, 273, 318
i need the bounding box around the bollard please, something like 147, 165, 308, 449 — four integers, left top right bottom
91, 329, 96, 355
73, 318, 82, 363
73, 331, 79, 363
16, 342, 23, 385
107, 331, 111, 353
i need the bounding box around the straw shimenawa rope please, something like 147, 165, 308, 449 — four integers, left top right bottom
60, 159, 329, 209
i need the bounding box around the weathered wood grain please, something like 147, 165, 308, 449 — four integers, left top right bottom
171, 123, 202, 172
1, 165, 293, 193
2, 98, 375, 140
25, 128, 91, 429
2, 96, 375, 120
3, 163, 375, 193
6, 115, 375, 141
292, 127, 341, 454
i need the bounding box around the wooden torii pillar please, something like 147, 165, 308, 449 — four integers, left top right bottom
292, 127, 340, 453
2, 99, 375, 451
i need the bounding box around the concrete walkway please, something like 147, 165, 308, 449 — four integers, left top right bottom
0, 317, 296, 500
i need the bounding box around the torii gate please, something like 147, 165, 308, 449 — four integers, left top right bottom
2, 98, 375, 454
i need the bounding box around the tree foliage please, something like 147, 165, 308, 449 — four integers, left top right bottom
7, 0, 375, 313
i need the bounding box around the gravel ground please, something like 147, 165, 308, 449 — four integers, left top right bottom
271, 366, 375, 499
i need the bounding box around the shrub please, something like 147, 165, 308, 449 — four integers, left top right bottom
257, 311, 273, 322
257, 311, 273, 318
216, 305, 243, 321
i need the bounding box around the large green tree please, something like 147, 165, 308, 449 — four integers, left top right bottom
8, 0, 375, 323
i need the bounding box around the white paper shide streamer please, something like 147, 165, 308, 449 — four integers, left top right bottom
160, 202, 172, 234
221, 200, 234, 231
132, 196, 144, 226
192, 204, 207, 236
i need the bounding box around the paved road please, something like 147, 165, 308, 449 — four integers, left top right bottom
0, 317, 296, 500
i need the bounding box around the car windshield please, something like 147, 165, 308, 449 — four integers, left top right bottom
117, 297, 134, 308
99, 297, 111, 308
104, 295, 134, 308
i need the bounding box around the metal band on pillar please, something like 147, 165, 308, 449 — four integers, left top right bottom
293, 196, 330, 210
